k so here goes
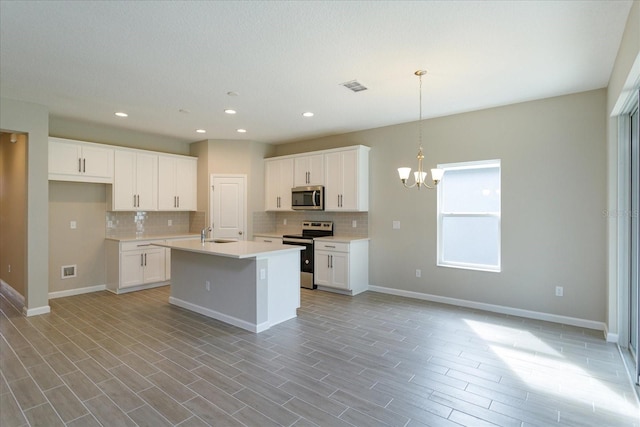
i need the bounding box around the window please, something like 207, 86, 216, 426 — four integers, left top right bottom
437, 159, 501, 272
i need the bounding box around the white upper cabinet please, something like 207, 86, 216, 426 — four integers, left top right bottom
111, 150, 158, 211
294, 154, 324, 187
265, 158, 294, 211
324, 146, 369, 211
49, 137, 114, 183
158, 155, 197, 211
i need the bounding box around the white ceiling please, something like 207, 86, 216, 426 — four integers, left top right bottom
0, 1, 633, 144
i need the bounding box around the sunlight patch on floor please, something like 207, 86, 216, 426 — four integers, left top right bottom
464, 319, 640, 421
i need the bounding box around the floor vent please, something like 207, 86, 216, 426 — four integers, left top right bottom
61, 265, 77, 279
340, 80, 368, 92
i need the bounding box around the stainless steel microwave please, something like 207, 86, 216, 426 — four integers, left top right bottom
291, 186, 324, 210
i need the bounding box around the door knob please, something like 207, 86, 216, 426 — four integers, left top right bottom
238, 231, 243, 235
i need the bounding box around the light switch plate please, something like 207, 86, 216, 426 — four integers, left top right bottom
70, 221, 77, 229
392, 221, 400, 229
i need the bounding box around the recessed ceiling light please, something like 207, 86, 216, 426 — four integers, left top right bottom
302, 112, 314, 117
114, 112, 128, 117
196, 129, 206, 133
236, 129, 247, 133
224, 109, 237, 114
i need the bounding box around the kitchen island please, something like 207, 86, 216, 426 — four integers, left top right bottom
154, 239, 303, 333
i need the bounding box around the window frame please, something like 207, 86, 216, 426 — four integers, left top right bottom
436, 159, 501, 273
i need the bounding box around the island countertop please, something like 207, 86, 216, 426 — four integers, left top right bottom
154, 239, 303, 259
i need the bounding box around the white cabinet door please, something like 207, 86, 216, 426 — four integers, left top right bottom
112, 150, 157, 211
329, 252, 349, 290
294, 154, 324, 186
121, 251, 145, 288
135, 152, 158, 210
314, 250, 349, 290
325, 151, 343, 210
324, 147, 369, 211
314, 251, 331, 287
143, 248, 166, 283
265, 158, 293, 211
158, 156, 196, 211
49, 138, 114, 183
49, 139, 82, 176
175, 157, 197, 210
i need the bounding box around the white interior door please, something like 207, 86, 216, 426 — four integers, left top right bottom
210, 175, 246, 240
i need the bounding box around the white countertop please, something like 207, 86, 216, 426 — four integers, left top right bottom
154, 239, 303, 259
313, 236, 370, 243
106, 233, 199, 242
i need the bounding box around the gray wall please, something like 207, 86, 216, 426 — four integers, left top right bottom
0, 97, 50, 313
48, 182, 106, 293
276, 89, 607, 323
190, 140, 275, 240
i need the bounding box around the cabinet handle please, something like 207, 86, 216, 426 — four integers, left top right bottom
330, 255, 333, 268
78, 158, 82, 173
144, 253, 147, 266
325, 245, 335, 248
328, 255, 330, 268
140, 254, 144, 266
83, 158, 86, 173
133, 195, 137, 207
177, 196, 179, 207
137, 195, 140, 207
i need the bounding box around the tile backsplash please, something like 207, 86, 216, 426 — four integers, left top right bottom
253, 211, 368, 237
106, 211, 205, 237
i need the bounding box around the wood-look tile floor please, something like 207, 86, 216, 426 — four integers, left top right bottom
1, 286, 638, 427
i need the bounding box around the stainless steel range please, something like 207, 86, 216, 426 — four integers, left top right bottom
282, 221, 333, 289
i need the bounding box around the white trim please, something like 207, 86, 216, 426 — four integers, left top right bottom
368, 285, 607, 334
169, 296, 269, 333
106, 281, 169, 295
23, 305, 51, 316
48, 284, 106, 299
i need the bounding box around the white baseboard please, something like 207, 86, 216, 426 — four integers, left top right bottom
604, 323, 620, 343
49, 284, 106, 299
23, 305, 51, 316
169, 296, 268, 333
368, 285, 607, 334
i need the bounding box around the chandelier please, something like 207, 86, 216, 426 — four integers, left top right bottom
397, 70, 444, 190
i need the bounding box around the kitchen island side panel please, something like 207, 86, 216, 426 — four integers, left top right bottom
170, 250, 258, 325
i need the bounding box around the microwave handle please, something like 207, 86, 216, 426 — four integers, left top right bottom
312, 190, 317, 207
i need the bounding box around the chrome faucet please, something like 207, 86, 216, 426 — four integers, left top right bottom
201, 227, 211, 243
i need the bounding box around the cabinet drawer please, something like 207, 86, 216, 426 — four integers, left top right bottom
314, 241, 349, 252
121, 240, 160, 252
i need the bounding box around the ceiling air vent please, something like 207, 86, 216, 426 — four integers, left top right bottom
340, 80, 368, 93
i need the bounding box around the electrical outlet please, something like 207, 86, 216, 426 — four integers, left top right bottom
8, 264, 11, 273
168, 219, 173, 226
107, 220, 113, 228
260, 268, 266, 280
393, 221, 400, 229
70, 220, 77, 229
352, 220, 357, 228
416, 269, 421, 278
555, 286, 563, 297
283, 218, 287, 225
205, 280, 211, 291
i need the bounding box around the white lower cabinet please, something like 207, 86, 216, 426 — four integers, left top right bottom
314, 239, 369, 295
106, 239, 169, 294
254, 236, 283, 244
